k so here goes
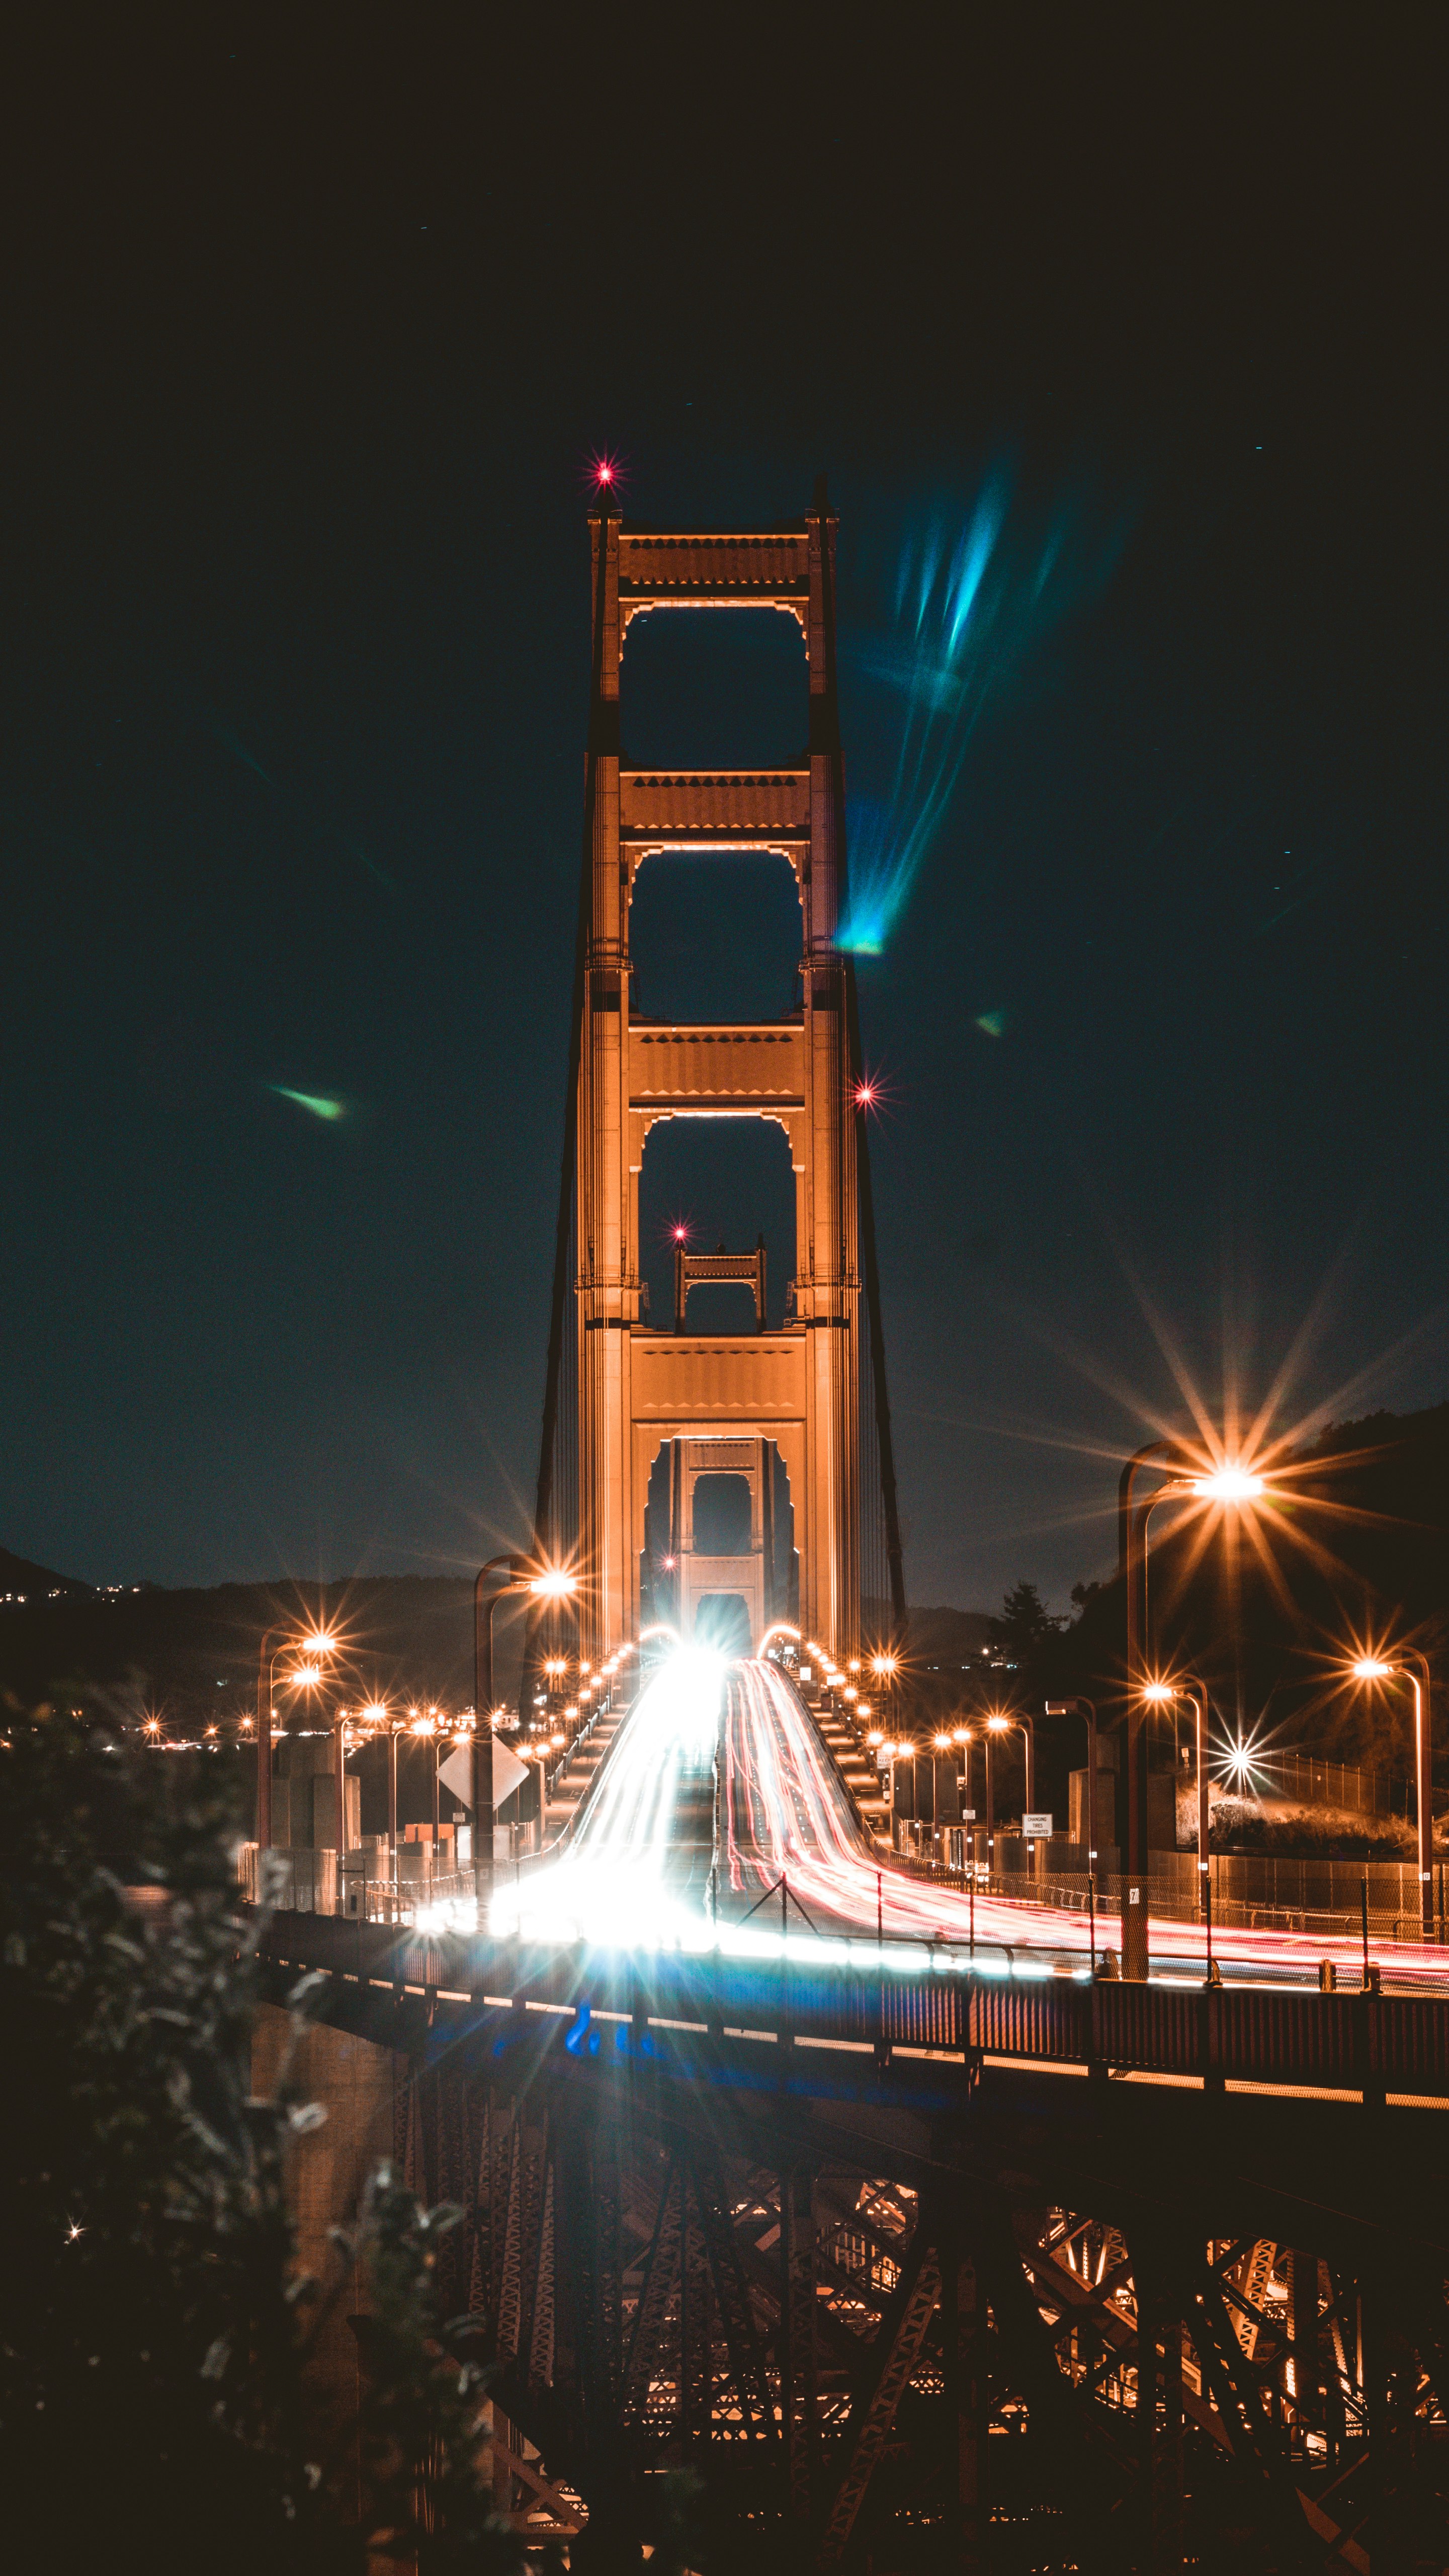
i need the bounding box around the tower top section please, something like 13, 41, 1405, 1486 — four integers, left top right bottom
588, 498, 839, 677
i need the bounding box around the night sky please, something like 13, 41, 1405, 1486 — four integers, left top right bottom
5, 10, 1445, 1615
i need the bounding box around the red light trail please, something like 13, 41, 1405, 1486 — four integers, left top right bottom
494, 1651, 1446, 1993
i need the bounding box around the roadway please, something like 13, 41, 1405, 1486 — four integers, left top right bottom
490, 1649, 1448, 1995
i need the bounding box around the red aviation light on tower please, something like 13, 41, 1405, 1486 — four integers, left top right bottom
855, 1079, 877, 1110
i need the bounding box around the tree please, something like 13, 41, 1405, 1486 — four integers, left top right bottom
994, 1581, 1065, 1663
0, 1702, 524, 2574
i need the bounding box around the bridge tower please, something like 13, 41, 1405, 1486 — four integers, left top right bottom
531, 485, 906, 1669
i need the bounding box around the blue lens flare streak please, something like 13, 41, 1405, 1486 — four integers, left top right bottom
837, 471, 1127, 955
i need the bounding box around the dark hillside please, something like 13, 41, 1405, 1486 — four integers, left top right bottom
0, 1546, 94, 1604
0, 1574, 535, 1734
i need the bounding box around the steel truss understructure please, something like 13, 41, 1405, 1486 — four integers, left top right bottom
373, 1991, 1449, 2570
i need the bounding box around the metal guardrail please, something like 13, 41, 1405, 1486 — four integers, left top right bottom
237, 1847, 479, 1921
895, 1853, 1449, 1954
239, 1843, 1449, 2003
249, 1910, 1449, 2102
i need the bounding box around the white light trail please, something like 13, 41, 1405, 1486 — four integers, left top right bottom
488, 1648, 722, 1948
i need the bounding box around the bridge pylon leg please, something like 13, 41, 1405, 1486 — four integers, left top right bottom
942, 2228, 984, 2570
781, 2162, 817, 2524
1131, 2232, 1184, 2573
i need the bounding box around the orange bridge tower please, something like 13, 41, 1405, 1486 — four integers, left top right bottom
529, 483, 905, 1672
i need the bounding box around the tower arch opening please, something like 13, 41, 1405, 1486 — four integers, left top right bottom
620, 606, 807, 769
637, 1113, 797, 1333
692, 1473, 752, 1554
641, 1436, 798, 1651
629, 848, 802, 1024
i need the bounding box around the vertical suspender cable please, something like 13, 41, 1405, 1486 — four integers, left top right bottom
813, 474, 909, 1647
525, 496, 615, 1701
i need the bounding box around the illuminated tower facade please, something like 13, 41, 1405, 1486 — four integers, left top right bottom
570, 493, 861, 1662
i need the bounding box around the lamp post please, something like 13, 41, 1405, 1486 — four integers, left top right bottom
1143, 1679, 1215, 1972
1118, 1448, 1263, 1978
253, 1624, 335, 1852
1046, 1698, 1100, 1971
472, 1557, 577, 1910
361, 1702, 397, 1848
983, 1714, 1009, 1876
951, 1726, 973, 1826
946, 1725, 975, 1872
333, 1704, 352, 1864
985, 1710, 1034, 1873
1045, 1695, 1099, 1871
1352, 1651, 1435, 1939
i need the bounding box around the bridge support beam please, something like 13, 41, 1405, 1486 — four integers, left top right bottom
942, 2230, 984, 2571
254, 1924, 1449, 2568
781, 2162, 817, 2525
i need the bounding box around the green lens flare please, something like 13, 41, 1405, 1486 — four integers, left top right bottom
270, 1086, 346, 1122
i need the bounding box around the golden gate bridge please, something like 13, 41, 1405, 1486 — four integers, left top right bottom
248, 486, 1449, 2569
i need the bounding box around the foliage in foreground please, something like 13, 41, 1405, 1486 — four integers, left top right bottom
0, 1704, 525, 2572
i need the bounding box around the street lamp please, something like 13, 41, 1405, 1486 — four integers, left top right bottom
1117, 1444, 1263, 1977
360, 1701, 398, 1847
983, 1713, 1016, 1874
408, 1711, 442, 1845
946, 1724, 975, 1865
253, 1624, 336, 1851
1351, 1651, 1435, 1939
1045, 1697, 1100, 1969
472, 1557, 577, 1904
985, 1709, 1034, 1858
1142, 1679, 1215, 1971
331, 1703, 360, 1866
1044, 1696, 1099, 1869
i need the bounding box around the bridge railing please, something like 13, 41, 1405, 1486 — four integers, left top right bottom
247, 1909, 1449, 2102
237, 1842, 1449, 2001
